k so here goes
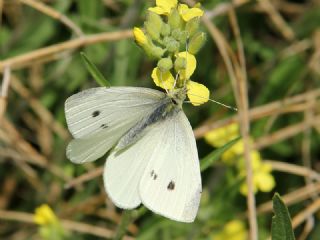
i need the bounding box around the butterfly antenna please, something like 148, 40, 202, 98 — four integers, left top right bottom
160, 71, 169, 94
183, 41, 189, 88
186, 93, 238, 111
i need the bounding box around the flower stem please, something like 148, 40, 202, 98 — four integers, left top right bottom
113, 210, 132, 240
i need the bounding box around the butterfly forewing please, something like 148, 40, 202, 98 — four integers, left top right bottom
65, 87, 165, 163
65, 87, 165, 139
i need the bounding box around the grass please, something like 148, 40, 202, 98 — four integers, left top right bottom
1, 0, 320, 239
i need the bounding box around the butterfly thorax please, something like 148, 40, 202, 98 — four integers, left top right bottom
167, 87, 187, 108
115, 93, 182, 152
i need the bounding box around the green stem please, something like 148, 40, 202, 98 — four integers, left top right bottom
113, 210, 132, 240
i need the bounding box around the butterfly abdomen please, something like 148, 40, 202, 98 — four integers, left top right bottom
115, 98, 179, 151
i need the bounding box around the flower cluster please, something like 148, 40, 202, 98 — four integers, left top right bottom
34, 204, 68, 239
213, 220, 248, 240
133, 0, 209, 106
204, 123, 276, 195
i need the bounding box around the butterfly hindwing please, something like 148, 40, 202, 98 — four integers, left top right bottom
103, 108, 201, 222
139, 110, 202, 222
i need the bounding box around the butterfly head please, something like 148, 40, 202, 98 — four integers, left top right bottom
167, 87, 187, 108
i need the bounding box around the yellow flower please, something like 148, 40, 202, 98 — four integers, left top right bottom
151, 67, 175, 90
204, 123, 239, 148
240, 159, 275, 195
186, 80, 209, 106
149, 0, 177, 15
178, 4, 204, 22
133, 27, 147, 46
34, 204, 58, 225
214, 220, 248, 240
176, 51, 196, 80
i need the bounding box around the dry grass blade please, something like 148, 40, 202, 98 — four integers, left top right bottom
19, 0, 83, 36
0, 65, 10, 121
194, 89, 320, 139
292, 198, 320, 229
258, 0, 295, 41
0, 29, 133, 72
256, 182, 320, 215
265, 160, 320, 181
254, 115, 320, 150
205, 0, 250, 19
0, 209, 134, 239
64, 167, 104, 189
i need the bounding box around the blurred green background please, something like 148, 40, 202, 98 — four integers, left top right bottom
1, 0, 320, 239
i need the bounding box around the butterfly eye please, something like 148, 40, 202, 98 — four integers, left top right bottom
171, 99, 178, 105
167, 181, 175, 190
92, 110, 101, 117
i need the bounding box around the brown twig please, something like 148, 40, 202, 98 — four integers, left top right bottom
228, 8, 258, 240
64, 167, 104, 189
254, 115, 320, 150
256, 182, 320, 215
298, 216, 314, 240
0, 65, 10, 121
194, 89, 320, 138
19, 0, 83, 36
265, 160, 320, 181
205, 0, 250, 19
258, 0, 295, 41
0, 209, 134, 240
292, 198, 320, 229
0, 29, 133, 71
10, 75, 69, 140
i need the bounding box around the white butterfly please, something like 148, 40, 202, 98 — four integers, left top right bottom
65, 86, 202, 222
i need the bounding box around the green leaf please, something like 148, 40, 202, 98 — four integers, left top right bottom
271, 193, 295, 240
80, 52, 111, 87
200, 137, 241, 172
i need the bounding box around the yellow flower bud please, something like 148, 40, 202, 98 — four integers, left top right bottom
188, 32, 206, 54
133, 27, 147, 46
186, 17, 200, 37
157, 57, 173, 72
168, 8, 182, 29
145, 11, 163, 40
161, 23, 171, 36
174, 57, 186, 72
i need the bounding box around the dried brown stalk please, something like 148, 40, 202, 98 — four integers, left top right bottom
256, 182, 320, 215
0, 29, 133, 72
265, 160, 320, 181
19, 0, 83, 36
258, 0, 295, 41
0, 66, 10, 121
0, 209, 134, 240
254, 115, 320, 150
65, 167, 104, 189
292, 198, 320, 229
194, 89, 320, 138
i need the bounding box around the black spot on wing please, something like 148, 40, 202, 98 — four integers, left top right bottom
167, 181, 175, 190
100, 124, 108, 129
92, 110, 100, 117
150, 170, 157, 180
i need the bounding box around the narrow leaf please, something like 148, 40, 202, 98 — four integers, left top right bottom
200, 137, 241, 172
80, 52, 110, 87
271, 193, 295, 240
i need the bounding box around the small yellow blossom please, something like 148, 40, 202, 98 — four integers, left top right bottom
151, 67, 175, 90
149, 0, 177, 15
204, 123, 239, 148
214, 220, 248, 240
178, 4, 204, 22
133, 27, 147, 46
176, 51, 196, 80
240, 158, 275, 195
34, 204, 58, 225
187, 81, 209, 106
